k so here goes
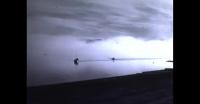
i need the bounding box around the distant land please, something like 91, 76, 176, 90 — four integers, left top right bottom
27, 68, 173, 104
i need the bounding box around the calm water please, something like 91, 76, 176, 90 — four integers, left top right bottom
27, 58, 172, 87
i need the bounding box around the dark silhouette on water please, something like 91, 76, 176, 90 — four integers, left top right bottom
166, 60, 173, 62
74, 58, 79, 65
111, 57, 116, 62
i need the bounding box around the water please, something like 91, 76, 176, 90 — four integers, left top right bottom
78, 59, 172, 76
28, 58, 172, 87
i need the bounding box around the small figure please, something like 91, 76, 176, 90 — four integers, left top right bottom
111, 57, 115, 62
74, 58, 79, 65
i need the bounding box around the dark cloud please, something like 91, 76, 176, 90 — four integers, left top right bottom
82, 39, 104, 43
27, 20, 76, 35
28, 0, 173, 40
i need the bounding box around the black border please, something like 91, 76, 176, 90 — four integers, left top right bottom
9, 0, 191, 103
12, 0, 27, 103
174, 0, 195, 103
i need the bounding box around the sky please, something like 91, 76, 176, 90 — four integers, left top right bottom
27, 0, 173, 86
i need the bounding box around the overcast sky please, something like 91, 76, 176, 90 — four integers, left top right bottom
27, 0, 173, 86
